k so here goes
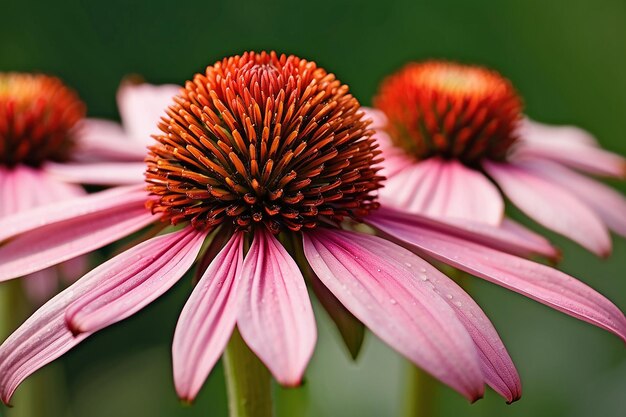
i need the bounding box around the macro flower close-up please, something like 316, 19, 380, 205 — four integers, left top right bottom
0, 1, 625, 417
371, 60, 626, 257
0, 51, 623, 417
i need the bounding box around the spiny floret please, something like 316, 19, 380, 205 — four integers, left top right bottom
146, 51, 383, 233
374, 61, 523, 164
0, 73, 85, 167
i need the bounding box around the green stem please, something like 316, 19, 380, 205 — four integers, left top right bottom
0, 279, 23, 339
223, 328, 273, 417
404, 365, 437, 417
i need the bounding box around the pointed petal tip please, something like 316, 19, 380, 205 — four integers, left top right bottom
177, 396, 194, 406
506, 392, 522, 405
174, 380, 198, 405
599, 246, 612, 259
275, 374, 304, 388
468, 389, 485, 404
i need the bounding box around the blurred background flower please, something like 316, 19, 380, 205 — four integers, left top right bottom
0, 0, 625, 416
369, 60, 625, 257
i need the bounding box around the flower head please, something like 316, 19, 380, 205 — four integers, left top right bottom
374, 61, 521, 163
0, 73, 85, 167
0, 52, 624, 406
372, 60, 626, 256
146, 52, 382, 232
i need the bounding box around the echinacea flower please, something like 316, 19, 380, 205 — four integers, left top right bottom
0, 74, 174, 301
0, 52, 624, 406
371, 61, 626, 256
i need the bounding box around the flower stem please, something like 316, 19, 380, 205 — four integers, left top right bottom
223, 327, 273, 417
404, 365, 437, 417
0, 279, 23, 339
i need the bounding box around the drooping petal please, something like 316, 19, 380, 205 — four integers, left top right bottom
519, 160, 626, 238
416, 260, 522, 402
303, 229, 485, 401
72, 119, 147, 162
65, 226, 206, 334
173, 232, 244, 401
484, 160, 611, 257
0, 186, 155, 281
0, 227, 204, 404
0, 275, 99, 403
374, 220, 626, 342
0, 291, 90, 405
237, 228, 316, 386
514, 119, 626, 178
382, 158, 503, 225
117, 82, 181, 145
367, 206, 558, 260
44, 162, 145, 185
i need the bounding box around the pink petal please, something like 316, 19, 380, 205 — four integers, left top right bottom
499, 218, 556, 252
0, 280, 95, 404
0, 167, 86, 217
44, 162, 145, 185
237, 228, 316, 386
520, 160, 626, 238
65, 226, 207, 334
303, 229, 484, 401
0, 227, 203, 404
418, 262, 522, 402
380, 158, 504, 225
72, 119, 147, 162
0, 186, 155, 281
0, 166, 36, 216
484, 161, 611, 257
173, 232, 244, 401
0, 185, 144, 241
374, 220, 626, 342
368, 206, 558, 260
514, 119, 626, 178
372, 124, 416, 178
35, 173, 86, 203
117, 82, 181, 145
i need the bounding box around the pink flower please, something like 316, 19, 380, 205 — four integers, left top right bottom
0, 74, 176, 301
371, 61, 626, 257
0, 52, 624, 406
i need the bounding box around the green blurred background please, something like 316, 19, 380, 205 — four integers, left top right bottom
1, 0, 625, 416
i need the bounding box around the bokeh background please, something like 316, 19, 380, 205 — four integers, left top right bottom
1, 0, 625, 416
